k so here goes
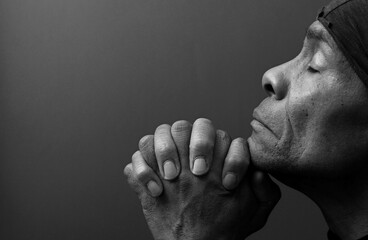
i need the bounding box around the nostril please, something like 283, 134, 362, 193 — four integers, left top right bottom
262, 65, 288, 100
264, 83, 275, 96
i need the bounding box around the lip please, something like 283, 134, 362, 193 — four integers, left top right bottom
251, 109, 274, 134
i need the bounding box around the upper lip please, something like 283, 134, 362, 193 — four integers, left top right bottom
252, 109, 273, 133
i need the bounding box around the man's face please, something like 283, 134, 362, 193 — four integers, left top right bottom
248, 21, 368, 181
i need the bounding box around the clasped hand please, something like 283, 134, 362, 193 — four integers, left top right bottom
125, 118, 281, 240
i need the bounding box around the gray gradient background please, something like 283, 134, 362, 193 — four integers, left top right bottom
1, 0, 330, 239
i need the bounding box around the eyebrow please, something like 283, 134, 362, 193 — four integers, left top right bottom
305, 27, 332, 47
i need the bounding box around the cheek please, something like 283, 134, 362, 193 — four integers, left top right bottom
309, 97, 368, 157
288, 82, 368, 174
286, 84, 324, 142
283, 81, 334, 166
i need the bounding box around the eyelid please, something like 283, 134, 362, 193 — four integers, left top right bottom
307, 65, 319, 73
313, 51, 328, 68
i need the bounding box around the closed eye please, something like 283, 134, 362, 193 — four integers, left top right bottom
307, 65, 319, 73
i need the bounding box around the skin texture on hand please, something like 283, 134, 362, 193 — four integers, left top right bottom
124, 118, 281, 240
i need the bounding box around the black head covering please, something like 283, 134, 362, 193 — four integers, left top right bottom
327, 229, 368, 240
317, 0, 368, 86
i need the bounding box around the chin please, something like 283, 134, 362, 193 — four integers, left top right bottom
247, 143, 303, 190
247, 135, 288, 171
247, 135, 307, 184
248, 138, 349, 186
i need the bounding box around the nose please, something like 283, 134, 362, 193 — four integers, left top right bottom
262, 64, 289, 100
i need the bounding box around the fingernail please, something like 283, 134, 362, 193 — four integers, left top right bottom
163, 160, 177, 180
192, 157, 207, 175
147, 181, 161, 197
223, 173, 237, 190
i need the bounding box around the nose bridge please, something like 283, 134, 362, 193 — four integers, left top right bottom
262, 62, 290, 100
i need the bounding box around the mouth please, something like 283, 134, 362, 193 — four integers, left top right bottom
251, 109, 274, 134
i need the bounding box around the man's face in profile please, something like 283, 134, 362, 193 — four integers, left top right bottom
248, 21, 368, 181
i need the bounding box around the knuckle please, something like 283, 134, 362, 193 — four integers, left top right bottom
230, 138, 249, 158
126, 175, 140, 192
124, 163, 133, 177
155, 124, 171, 133
227, 155, 244, 165
226, 154, 249, 169
232, 137, 246, 145
171, 120, 192, 133
194, 118, 212, 125
131, 150, 141, 161
216, 129, 228, 137
190, 139, 213, 153
141, 197, 158, 214
135, 167, 151, 182
139, 135, 153, 149
155, 142, 175, 157
216, 129, 231, 142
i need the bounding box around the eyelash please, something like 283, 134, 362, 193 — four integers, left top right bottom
307, 65, 319, 73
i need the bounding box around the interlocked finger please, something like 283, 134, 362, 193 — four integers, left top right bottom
154, 124, 180, 180
131, 151, 163, 197
189, 118, 216, 176
139, 135, 159, 173
212, 129, 231, 178
171, 120, 192, 171
222, 138, 250, 190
